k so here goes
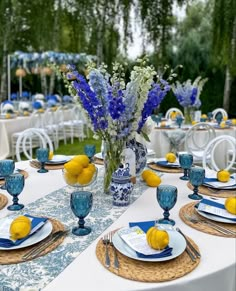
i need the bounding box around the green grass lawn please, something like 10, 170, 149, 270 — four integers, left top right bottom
54, 136, 102, 156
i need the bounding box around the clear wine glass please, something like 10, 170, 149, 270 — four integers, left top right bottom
84, 144, 96, 162
179, 154, 193, 180
156, 185, 177, 226
188, 167, 205, 200
36, 148, 49, 173
0, 159, 15, 190
6, 173, 25, 211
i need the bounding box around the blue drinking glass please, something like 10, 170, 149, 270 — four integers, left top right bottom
179, 154, 193, 180
188, 167, 205, 200
151, 115, 161, 126
84, 144, 96, 162
176, 115, 183, 128
6, 173, 25, 211
0, 159, 15, 190
70, 191, 93, 236
36, 148, 49, 173
207, 112, 213, 121
156, 185, 177, 226
215, 113, 223, 126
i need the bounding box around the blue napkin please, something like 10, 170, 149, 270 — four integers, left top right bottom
129, 220, 173, 258
0, 214, 48, 248
204, 177, 234, 183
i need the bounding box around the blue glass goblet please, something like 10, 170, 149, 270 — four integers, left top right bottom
0, 159, 15, 190
84, 144, 96, 162
188, 167, 205, 200
207, 112, 213, 121
151, 115, 161, 126
70, 191, 93, 236
179, 154, 193, 180
215, 113, 223, 126
36, 148, 49, 173
156, 185, 177, 226
6, 173, 25, 211
176, 115, 183, 128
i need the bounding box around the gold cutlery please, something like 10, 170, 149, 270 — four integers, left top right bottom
22, 230, 68, 260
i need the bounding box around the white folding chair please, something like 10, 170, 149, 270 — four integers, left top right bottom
15, 128, 53, 162
212, 108, 228, 120
184, 122, 216, 163
202, 135, 236, 171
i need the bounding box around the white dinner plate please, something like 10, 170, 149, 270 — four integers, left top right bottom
94, 152, 103, 160
195, 207, 236, 224
0, 220, 53, 250
112, 226, 186, 262
46, 155, 71, 165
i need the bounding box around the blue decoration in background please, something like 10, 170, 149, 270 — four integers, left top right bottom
32, 101, 43, 109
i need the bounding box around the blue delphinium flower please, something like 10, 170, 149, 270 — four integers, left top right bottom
137, 80, 171, 133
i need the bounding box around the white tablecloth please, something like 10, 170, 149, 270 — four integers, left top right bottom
0, 161, 235, 291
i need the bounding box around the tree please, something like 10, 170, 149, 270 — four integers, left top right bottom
212, 0, 236, 112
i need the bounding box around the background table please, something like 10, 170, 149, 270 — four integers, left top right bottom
0, 161, 235, 291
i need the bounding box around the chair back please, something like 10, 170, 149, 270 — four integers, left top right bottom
202, 135, 236, 171
184, 122, 216, 161
15, 128, 53, 161
212, 108, 228, 120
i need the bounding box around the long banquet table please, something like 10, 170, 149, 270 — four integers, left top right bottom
0, 161, 235, 291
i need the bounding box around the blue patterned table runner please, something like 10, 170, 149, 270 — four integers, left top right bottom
0, 172, 147, 291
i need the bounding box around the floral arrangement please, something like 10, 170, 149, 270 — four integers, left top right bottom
57, 59, 172, 192
172, 76, 208, 109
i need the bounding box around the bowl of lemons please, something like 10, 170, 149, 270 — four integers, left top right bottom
63, 155, 98, 187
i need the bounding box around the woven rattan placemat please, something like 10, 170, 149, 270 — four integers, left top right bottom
187, 182, 236, 198
96, 234, 200, 282
0, 170, 29, 186
179, 202, 236, 238
0, 218, 65, 265
0, 193, 8, 210
148, 163, 183, 173
30, 160, 64, 170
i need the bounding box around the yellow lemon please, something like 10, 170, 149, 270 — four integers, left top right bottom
217, 169, 230, 183
64, 160, 83, 176
23, 111, 29, 116
220, 121, 226, 128
232, 119, 236, 125
86, 163, 96, 174
72, 155, 90, 167
225, 197, 236, 215
170, 111, 177, 120
77, 167, 94, 185
201, 114, 207, 119
38, 108, 44, 113
5, 113, 11, 119
48, 151, 54, 160
141, 169, 154, 181
64, 171, 78, 185
160, 121, 166, 127
223, 116, 227, 121
192, 120, 197, 125
165, 152, 176, 163
10, 216, 31, 240
146, 227, 169, 250
145, 174, 162, 187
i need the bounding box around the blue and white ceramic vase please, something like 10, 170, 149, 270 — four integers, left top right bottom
126, 138, 147, 176
110, 164, 134, 206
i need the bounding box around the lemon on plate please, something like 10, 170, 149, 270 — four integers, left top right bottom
146, 226, 169, 250
165, 152, 176, 163
10, 216, 31, 240
48, 151, 54, 160
217, 169, 230, 182
225, 197, 236, 215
